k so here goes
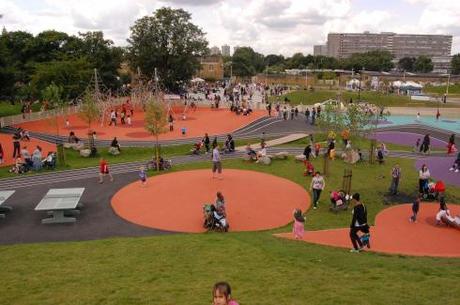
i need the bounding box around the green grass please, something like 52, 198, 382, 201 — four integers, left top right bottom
271, 90, 459, 108
0, 138, 265, 178
0, 101, 42, 117
1, 157, 460, 305
424, 84, 460, 95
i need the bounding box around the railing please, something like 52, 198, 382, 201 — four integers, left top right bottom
0, 105, 81, 128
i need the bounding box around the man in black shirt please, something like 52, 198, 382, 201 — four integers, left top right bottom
349, 193, 370, 252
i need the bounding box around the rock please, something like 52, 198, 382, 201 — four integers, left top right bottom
80, 149, 91, 157
63, 143, 73, 149
242, 154, 252, 161
274, 151, 289, 159
259, 156, 271, 165
108, 147, 120, 155
295, 154, 306, 162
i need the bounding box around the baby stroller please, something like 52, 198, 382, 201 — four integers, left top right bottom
203, 204, 229, 232
191, 141, 203, 155
329, 190, 349, 213
422, 180, 445, 200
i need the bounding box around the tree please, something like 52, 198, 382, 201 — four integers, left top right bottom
398, 57, 416, 72
144, 95, 168, 171
232, 47, 264, 77
42, 83, 66, 165
342, 50, 394, 71
79, 90, 100, 131
264, 54, 285, 67
451, 54, 460, 75
128, 7, 208, 91
414, 56, 433, 73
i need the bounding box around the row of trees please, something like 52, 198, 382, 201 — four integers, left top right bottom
226, 49, 450, 77
0, 29, 125, 101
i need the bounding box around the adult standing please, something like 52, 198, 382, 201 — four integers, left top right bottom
349, 193, 369, 252
311, 108, 316, 125
305, 108, 310, 124
420, 134, 430, 154
267, 102, 272, 116
447, 134, 456, 154
418, 164, 430, 194
168, 114, 174, 131
303, 144, 312, 161
310, 171, 325, 210
12, 132, 21, 159
212, 143, 223, 179
389, 163, 401, 195
203, 133, 210, 154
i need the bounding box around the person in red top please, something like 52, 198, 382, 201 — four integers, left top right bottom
99, 158, 114, 183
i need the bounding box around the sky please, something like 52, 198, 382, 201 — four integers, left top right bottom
1, 0, 460, 56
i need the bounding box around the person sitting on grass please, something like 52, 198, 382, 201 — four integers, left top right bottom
212, 282, 239, 305
9, 157, 25, 174
110, 137, 121, 152
224, 134, 235, 153
256, 143, 267, 162
245, 144, 257, 160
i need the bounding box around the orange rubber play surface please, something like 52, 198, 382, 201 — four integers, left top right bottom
15, 108, 265, 141
111, 169, 310, 232
0, 133, 56, 167
276, 203, 460, 257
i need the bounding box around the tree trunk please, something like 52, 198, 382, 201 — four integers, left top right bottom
155, 134, 160, 172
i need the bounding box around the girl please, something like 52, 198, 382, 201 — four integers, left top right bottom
409, 195, 420, 223
98, 158, 114, 183
292, 209, 305, 239
215, 192, 226, 216
139, 166, 147, 187
310, 171, 325, 209
126, 114, 132, 126
212, 282, 239, 305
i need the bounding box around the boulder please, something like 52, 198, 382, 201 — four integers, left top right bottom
63, 143, 73, 149
274, 151, 289, 160
80, 149, 91, 157
242, 154, 252, 161
108, 147, 120, 155
259, 156, 271, 165
295, 154, 306, 162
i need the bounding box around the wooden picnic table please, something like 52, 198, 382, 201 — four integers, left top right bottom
35, 188, 85, 224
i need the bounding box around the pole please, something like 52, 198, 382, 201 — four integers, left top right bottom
305, 69, 308, 89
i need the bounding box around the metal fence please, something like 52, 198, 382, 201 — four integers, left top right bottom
0, 106, 81, 128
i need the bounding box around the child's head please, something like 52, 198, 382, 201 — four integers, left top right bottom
140, 166, 145, 171
213, 282, 232, 305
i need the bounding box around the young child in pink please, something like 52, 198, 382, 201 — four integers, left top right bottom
213, 282, 239, 305
292, 209, 305, 239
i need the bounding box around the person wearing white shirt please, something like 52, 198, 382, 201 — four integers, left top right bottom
212, 144, 222, 179
418, 164, 430, 194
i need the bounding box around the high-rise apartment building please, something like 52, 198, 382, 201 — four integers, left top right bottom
323, 32, 452, 73
221, 44, 231, 57
313, 45, 328, 56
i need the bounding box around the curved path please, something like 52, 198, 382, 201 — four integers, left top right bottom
276, 203, 460, 258
112, 169, 310, 233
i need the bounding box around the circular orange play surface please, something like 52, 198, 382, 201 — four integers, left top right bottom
111, 169, 310, 232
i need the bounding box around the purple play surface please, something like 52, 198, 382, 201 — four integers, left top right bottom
370, 131, 448, 149
415, 156, 460, 187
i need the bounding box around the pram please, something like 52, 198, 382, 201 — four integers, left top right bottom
421, 180, 445, 200
191, 141, 203, 155
329, 190, 349, 213
203, 204, 229, 232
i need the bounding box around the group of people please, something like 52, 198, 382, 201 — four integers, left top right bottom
9, 145, 55, 174
108, 100, 134, 126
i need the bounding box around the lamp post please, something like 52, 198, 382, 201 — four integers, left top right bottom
445, 73, 451, 103
305, 68, 308, 90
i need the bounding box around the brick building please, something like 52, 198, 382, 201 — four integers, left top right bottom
196, 56, 224, 81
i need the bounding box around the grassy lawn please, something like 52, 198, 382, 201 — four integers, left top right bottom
271, 90, 458, 108
0, 138, 265, 178
424, 84, 460, 95
1, 157, 460, 305
0, 101, 42, 117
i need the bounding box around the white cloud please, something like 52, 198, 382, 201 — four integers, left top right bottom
0, 0, 458, 55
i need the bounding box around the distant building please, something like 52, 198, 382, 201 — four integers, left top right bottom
196, 56, 224, 80
221, 44, 231, 57
210, 46, 221, 55
323, 32, 453, 73
313, 45, 328, 56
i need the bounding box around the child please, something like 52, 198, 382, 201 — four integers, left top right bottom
314, 142, 321, 157
292, 209, 305, 239
98, 158, 114, 183
126, 114, 132, 126
139, 166, 147, 187
303, 160, 314, 176
213, 282, 239, 305
65, 118, 70, 128
181, 127, 187, 136
409, 195, 420, 223
413, 138, 420, 152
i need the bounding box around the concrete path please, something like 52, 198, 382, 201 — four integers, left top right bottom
236, 133, 308, 151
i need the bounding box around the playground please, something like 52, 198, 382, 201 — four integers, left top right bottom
14, 106, 265, 141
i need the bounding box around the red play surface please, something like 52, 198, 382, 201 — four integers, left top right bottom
276, 203, 460, 257
0, 133, 56, 167
111, 169, 310, 232
15, 107, 265, 141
